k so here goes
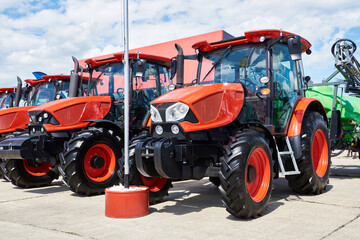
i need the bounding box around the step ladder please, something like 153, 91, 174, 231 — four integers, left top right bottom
275, 137, 300, 175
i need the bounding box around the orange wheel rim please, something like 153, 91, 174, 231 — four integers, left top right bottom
140, 175, 167, 192
312, 129, 329, 177
84, 143, 116, 182
23, 160, 52, 177
246, 148, 270, 202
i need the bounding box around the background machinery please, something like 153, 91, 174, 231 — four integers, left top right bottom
0, 74, 93, 184
0, 53, 174, 197
307, 39, 360, 156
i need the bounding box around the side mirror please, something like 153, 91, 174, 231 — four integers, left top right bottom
170, 59, 177, 80
134, 59, 146, 78
168, 84, 176, 91
287, 35, 302, 61
304, 76, 311, 83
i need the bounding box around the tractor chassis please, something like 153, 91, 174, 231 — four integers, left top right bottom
135, 136, 222, 180
0, 133, 67, 165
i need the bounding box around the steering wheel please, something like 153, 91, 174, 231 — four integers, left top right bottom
116, 88, 124, 100
331, 39, 357, 57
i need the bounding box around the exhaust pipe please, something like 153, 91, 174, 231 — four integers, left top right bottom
69, 56, 80, 98
175, 44, 184, 86
14, 76, 22, 107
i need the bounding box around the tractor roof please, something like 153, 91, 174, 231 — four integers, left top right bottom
192, 29, 311, 53
24, 75, 73, 85
0, 88, 16, 93
84, 53, 171, 68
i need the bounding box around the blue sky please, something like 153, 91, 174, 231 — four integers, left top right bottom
1, 0, 360, 86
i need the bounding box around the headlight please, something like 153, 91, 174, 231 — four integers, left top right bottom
150, 105, 162, 123
165, 102, 189, 122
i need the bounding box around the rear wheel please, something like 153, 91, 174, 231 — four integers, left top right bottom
219, 129, 273, 219
118, 134, 172, 204
59, 128, 122, 195
5, 159, 58, 188
286, 111, 330, 194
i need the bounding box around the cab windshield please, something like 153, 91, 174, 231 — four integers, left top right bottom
29, 82, 56, 106
199, 45, 267, 94
91, 60, 170, 126
92, 61, 170, 102
0, 94, 13, 108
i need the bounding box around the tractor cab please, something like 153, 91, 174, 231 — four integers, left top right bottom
0, 88, 17, 109
85, 53, 172, 130
177, 30, 311, 135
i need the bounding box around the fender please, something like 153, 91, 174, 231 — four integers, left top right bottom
84, 119, 124, 140
287, 97, 327, 138
245, 122, 278, 163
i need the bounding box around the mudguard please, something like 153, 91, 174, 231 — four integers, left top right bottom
287, 97, 327, 137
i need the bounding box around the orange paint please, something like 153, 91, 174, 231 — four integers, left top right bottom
193, 29, 311, 53
28, 96, 111, 132
152, 83, 244, 132
287, 98, 325, 137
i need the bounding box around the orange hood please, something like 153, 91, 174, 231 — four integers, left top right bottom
0, 106, 35, 134
152, 83, 245, 132
29, 96, 112, 132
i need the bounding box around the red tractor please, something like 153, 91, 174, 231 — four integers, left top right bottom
126, 29, 331, 218
0, 53, 173, 196
0, 74, 93, 183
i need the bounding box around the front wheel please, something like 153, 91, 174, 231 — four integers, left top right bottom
286, 111, 331, 194
5, 159, 58, 188
118, 134, 172, 204
59, 128, 122, 196
219, 129, 273, 219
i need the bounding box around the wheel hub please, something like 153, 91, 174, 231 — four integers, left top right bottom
247, 165, 257, 183
90, 156, 105, 169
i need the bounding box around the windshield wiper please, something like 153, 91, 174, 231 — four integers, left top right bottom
201, 45, 232, 82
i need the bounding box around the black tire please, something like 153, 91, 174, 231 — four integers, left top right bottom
285, 111, 331, 194
118, 134, 173, 205
59, 128, 122, 196
209, 177, 220, 186
5, 159, 58, 188
219, 129, 273, 219
331, 149, 345, 157
0, 159, 9, 181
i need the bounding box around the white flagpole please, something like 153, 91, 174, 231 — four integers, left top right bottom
123, 0, 130, 188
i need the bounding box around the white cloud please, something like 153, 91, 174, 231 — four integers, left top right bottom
1, 0, 360, 86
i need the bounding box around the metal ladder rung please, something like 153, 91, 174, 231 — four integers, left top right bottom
279, 151, 293, 155
275, 137, 300, 176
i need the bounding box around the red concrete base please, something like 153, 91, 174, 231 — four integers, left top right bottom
105, 186, 149, 218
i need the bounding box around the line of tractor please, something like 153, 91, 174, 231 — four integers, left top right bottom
0, 29, 359, 219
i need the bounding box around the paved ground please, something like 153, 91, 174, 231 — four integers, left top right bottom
1, 152, 360, 240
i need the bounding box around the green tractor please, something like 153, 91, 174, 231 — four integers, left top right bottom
307, 39, 360, 156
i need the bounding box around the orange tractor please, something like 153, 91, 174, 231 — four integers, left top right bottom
0, 74, 94, 184
125, 29, 331, 218
0, 53, 173, 196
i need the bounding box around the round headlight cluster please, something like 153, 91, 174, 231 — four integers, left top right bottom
165, 102, 189, 122
150, 105, 162, 123
37, 112, 50, 123
155, 125, 163, 135
171, 125, 179, 135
